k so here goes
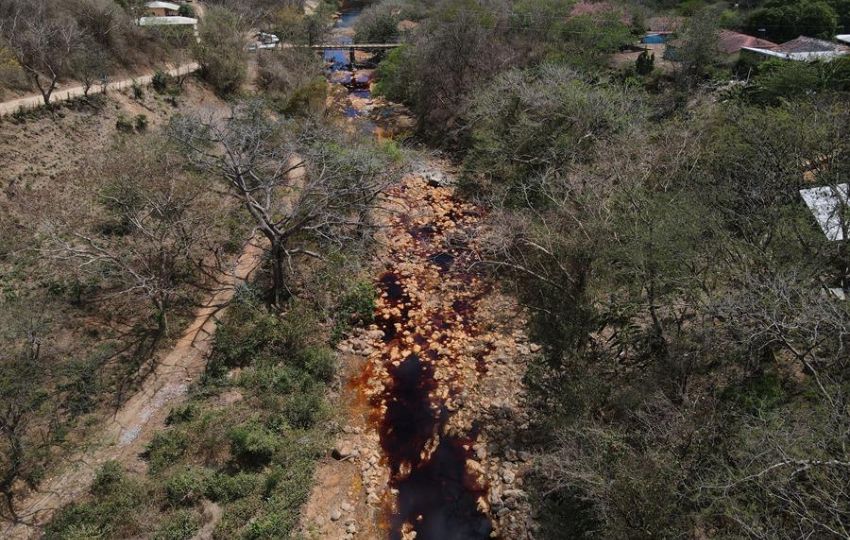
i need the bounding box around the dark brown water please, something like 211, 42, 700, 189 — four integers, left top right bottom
370, 185, 494, 540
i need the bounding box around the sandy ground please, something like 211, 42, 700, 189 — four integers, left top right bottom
1, 239, 264, 539
0, 63, 199, 117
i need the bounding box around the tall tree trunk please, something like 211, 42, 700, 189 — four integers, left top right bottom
271, 240, 286, 307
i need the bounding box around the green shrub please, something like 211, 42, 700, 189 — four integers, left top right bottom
166, 403, 198, 425
354, 4, 399, 43
193, 7, 247, 96
131, 81, 144, 100
153, 509, 200, 540
206, 472, 259, 502
134, 114, 149, 131
115, 115, 134, 133
165, 467, 212, 506
46, 473, 147, 538
146, 430, 189, 474
331, 280, 376, 342
91, 461, 124, 497
302, 346, 336, 383
282, 388, 325, 429
229, 422, 280, 466
152, 70, 170, 93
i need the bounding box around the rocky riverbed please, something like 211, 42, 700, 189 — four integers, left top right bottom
300, 165, 537, 539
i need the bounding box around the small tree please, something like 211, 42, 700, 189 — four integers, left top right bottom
0, 317, 59, 523
192, 6, 247, 96
70, 41, 110, 97
676, 6, 721, 86
0, 0, 83, 106
635, 49, 654, 76
49, 140, 213, 339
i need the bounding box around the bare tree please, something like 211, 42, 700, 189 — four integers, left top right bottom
70, 40, 110, 97
170, 101, 392, 306
0, 0, 83, 106
48, 141, 214, 339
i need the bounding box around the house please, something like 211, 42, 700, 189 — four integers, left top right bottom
838, 35, 850, 46
145, 1, 180, 17
717, 30, 777, 60
743, 35, 850, 62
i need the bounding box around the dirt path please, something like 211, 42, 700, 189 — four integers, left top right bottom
0, 63, 199, 117
300, 163, 536, 539
1, 239, 263, 539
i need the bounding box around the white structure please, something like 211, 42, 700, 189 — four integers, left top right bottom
800, 184, 849, 241
837, 35, 850, 45
742, 47, 849, 61
138, 16, 198, 27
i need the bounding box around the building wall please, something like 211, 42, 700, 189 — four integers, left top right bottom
147, 7, 177, 17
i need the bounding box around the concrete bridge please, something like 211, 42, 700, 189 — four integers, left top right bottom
305, 43, 401, 50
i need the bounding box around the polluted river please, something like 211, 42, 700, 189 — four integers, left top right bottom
300, 2, 537, 539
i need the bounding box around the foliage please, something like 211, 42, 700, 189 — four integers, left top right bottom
152, 70, 170, 93
636, 49, 654, 75
464, 64, 642, 203
354, 2, 400, 43
256, 49, 326, 115
192, 6, 247, 96
557, 13, 634, 71
743, 57, 850, 105
145, 431, 189, 474
229, 422, 280, 466
746, 0, 839, 42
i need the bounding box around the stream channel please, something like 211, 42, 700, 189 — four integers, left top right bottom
322, 3, 504, 538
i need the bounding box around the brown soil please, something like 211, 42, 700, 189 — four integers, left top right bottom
1, 239, 264, 539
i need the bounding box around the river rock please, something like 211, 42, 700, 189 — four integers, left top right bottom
332, 443, 354, 460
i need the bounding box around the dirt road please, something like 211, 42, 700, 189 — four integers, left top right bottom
0, 63, 199, 117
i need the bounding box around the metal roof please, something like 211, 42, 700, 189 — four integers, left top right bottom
145, 1, 181, 10
777, 36, 849, 53
742, 46, 849, 62
138, 16, 197, 26
800, 184, 849, 241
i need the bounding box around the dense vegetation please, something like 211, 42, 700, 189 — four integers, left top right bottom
47, 258, 377, 539
367, 0, 850, 537
3, 0, 850, 537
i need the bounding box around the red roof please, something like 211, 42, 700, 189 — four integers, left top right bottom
717, 30, 778, 55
